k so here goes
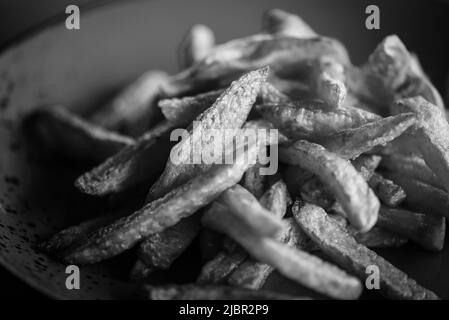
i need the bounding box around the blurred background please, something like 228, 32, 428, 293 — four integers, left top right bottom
0, 0, 448, 299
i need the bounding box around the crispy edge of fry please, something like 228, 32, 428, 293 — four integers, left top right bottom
242, 162, 267, 199
74, 120, 174, 195
378, 207, 445, 251
320, 113, 416, 160
63, 136, 262, 265
202, 204, 363, 300
279, 140, 379, 232
369, 172, 406, 207
197, 248, 248, 284
350, 226, 408, 248
351, 155, 382, 181
293, 201, 439, 300
313, 57, 347, 108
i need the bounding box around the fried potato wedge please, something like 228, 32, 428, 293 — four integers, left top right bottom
293, 202, 439, 300
147, 68, 269, 201
392, 96, 449, 193
202, 204, 362, 299
75, 121, 174, 196
378, 207, 445, 251
256, 101, 380, 141
279, 140, 379, 231
178, 24, 215, 69
91, 71, 169, 136
145, 284, 309, 300
25, 106, 134, 163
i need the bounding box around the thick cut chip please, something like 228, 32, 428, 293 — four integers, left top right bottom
178, 24, 215, 69
293, 202, 439, 300
256, 101, 380, 141
90, 71, 169, 136
75, 121, 174, 196
145, 284, 309, 300
377, 207, 445, 251
25, 106, 134, 163
350, 226, 408, 248
279, 140, 379, 231
392, 96, 449, 193
202, 204, 362, 300
351, 155, 382, 180
147, 68, 269, 201
369, 173, 406, 207
197, 249, 248, 284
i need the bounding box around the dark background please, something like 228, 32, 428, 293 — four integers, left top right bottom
0, 0, 448, 299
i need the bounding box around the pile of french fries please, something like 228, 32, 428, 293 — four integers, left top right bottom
29, 9, 449, 300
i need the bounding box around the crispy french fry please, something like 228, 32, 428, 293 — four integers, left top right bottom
312, 57, 347, 108
147, 68, 269, 201
25, 106, 134, 163
218, 184, 286, 237
392, 96, 449, 193
258, 81, 291, 104
262, 9, 317, 38
369, 173, 406, 207
75, 121, 174, 196
293, 201, 439, 300
351, 155, 382, 181
160, 35, 349, 97
380, 153, 443, 189
242, 163, 267, 198
136, 215, 200, 269
279, 140, 379, 231
350, 226, 408, 248
377, 207, 445, 251
319, 113, 416, 160
202, 204, 362, 299
256, 101, 380, 141
384, 172, 449, 219
178, 24, 215, 69
90, 71, 169, 136
197, 248, 248, 284
145, 284, 309, 300
63, 135, 262, 265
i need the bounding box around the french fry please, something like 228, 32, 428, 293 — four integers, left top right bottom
160, 35, 349, 97
63, 136, 262, 265
319, 113, 416, 160
75, 121, 174, 196
136, 215, 201, 269
158, 89, 223, 126
377, 207, 445, 251
380, 153, 443, 189
258, 81, 291, 104
90, 71, 169, 136
242, 163, 267, 199
350, 226, 408, 248
145, 284, 309, 300
147, 68, 269, 201
218, 184, 287, 237
197, 248, 248, 284
178, 24, 215, 69
392, 96, 449, 193
293, 201, 439, 300
351, 155, 382, 181
262, 8, 317, 38
369, 173, 406, 207
25, 106, 135, 163
384, 172, 449, 219
312, 57, 347, 108
279, 140, 379, 231
202, 204, 362, 299
256, 101, 380, 141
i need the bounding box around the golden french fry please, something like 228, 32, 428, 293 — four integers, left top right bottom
293, 201, 439, 300
279, 140, 379, 231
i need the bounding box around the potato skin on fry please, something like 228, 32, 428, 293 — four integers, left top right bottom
293, 202, 439, 300
279, 140, 379, 232
256, 101, 380, 141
